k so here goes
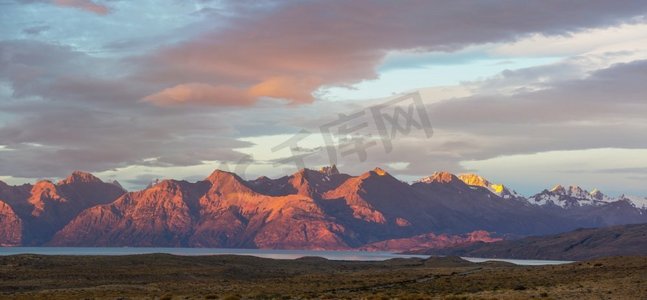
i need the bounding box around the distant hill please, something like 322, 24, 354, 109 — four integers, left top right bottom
419, 223, 647, 260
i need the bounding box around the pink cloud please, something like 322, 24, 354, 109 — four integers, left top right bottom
53, 0, 109, 15
248, 76, 323, 104
142, 83, 256, 107
139, 1, 647, 107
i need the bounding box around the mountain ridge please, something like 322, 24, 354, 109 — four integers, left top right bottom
1, 167, 646, 248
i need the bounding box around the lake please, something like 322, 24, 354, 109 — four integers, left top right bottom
462, 256, 575, 266
0, 247, 573, 265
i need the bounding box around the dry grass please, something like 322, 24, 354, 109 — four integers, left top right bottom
0, 254, 645, 299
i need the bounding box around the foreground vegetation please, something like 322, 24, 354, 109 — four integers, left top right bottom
0, 254, 645, 299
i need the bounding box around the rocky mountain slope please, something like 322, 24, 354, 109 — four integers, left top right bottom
0, 200, 22, 246
0, 172, 126, 245
2, 167, 646, 249
421, 223, 647, 260
51, 170, 352, 249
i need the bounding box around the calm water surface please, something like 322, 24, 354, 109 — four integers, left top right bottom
0, 247, 426, 261
0, 247, 573, 265
462, 256, 574, 266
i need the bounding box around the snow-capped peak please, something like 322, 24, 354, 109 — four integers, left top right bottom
416, 172, 460, 184
529, 185, 613, 209
457, 173, 521, 200
550, 184, 566, 194
589, 189, 612, 202
567, 185, 589, 199
457, 174, 491, 187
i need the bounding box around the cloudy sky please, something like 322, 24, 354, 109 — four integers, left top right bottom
1, 0, 647, 196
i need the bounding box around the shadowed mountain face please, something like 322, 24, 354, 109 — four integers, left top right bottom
423, 223, 647, 260
2, 167, 647, 248
411, 172, 581, 236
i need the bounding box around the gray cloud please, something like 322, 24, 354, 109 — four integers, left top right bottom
564, 167, 647, 174
21, 25, 50, 35
431, 59, 647, 127
1, 0, 647, 191
250, 59, 647, 185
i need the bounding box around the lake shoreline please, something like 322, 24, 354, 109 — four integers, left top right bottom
0, 247, 574, 265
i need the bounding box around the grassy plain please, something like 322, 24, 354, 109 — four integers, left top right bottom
0, 254, 645, 299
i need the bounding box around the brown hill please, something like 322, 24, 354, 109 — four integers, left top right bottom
360, 230, 502, 252
424, 223, 647, 260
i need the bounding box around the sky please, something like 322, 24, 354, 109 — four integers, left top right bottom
1, 0, 647, 197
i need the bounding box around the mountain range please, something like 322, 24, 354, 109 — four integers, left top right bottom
1, 166, 645, 249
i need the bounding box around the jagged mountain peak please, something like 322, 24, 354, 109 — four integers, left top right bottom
547, 185, 590, 197
287, 166, 352, 196
148, 179, 182, 190
530, 184, 616, 209
550, 184, 566, 194
371, 167, 388, 176
293, 165, 344, 179
294, 167, 321, 177
205, 169, 257, 197
28, 181, 66, 213
57, 171, 103, 185
568, 185, 585, 194
32, 180, 57, 190
136, 179, 208, 202
457, 173, 518, 199
206, 169, 245, 183
319, 165, 340, 176
359, 167, 393, 179
417, 171, 460, 184
590, 188, 607, 200
352, 168, 400, 183
111, 180, 125, 191
457, 174, 492, 187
